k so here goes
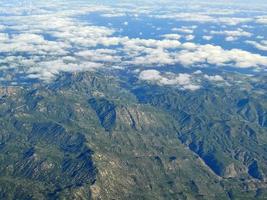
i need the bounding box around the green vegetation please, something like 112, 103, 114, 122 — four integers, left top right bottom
0, 71, 266, 199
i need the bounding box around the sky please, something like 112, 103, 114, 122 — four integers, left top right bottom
0, 0, 267, 90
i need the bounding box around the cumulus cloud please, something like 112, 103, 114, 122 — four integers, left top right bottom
175, 44, 267, 68
0, 25, 5, 30
75, 49, 121, 63
122, 39, 181, 66
204, 74, 224, 82
27, 60, 103, 82
0, 33, 8, 41
155, 13, 252, 26
193, 70, 203, 74
172, 27, 194, 34
101, 13, 126, 18
246, 40, 267, 51
127, 40, 267, 69
123, 38, 181, 49
256, 16, 267, 24
130, 48, 175, 66
161, 34, 181, 40
217, 17, 252, 26
0, 33, 69, 55
157, 13, 214, 23
0, 3, 124, 81
185, 35, 195, 41
202, 35, 213, 41
139, 70, 200, 90
139, 69, 162, 81
210, 29, 252, 41
0, 0, 267, 84
225, 36, 237, 41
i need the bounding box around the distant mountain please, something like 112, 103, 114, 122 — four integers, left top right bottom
0, 71, 267, 199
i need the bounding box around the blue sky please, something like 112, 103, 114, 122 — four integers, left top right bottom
0, 0, 267, 90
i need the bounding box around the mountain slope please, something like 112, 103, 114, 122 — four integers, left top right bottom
0, 72, 266, 199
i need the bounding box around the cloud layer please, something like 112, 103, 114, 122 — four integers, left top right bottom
0, 0, 267, 87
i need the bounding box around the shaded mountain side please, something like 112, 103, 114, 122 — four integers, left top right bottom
0, 71, 267, 199
132, 82, 267, 180
0, 118, 96, 199
89, 98, 116, 131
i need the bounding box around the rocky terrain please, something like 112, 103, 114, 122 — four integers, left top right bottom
0, 71, 266, 199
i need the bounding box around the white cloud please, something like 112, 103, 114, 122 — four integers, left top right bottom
157, 13, 215, 23
183, 84, 201, 91
101, 13, 125, 18
172, 27, 194, 34
122, 38, 267, 69
0, 5, 125, 81
122, 38, 181, 66
217, 17, 252, 26
256, 16, 267, 24
161, 34, 181, 40
204, 74, 224, 82
139, 70, 200, 90
210, 29, 252, 41
246, 40, 267, 51
202, 35, 213, 41
0, 25, 5, 30
0, 0, 267, 83
212, 30, 252, 37
155, 13, 252, 26
123, 38, 181, 49
256, 36, 264, 39
193, 70, 202, 74
139, 69, 162, 81
27, 60, 103, 82
0, 33, 8, 41
180, 42, 197, 50
0, 33, 69, 55
75, 49, 121, 63
225, 36, 237, 41
174, 44, 267, 68
185, 35, 195, 41
130, 48, 175, 66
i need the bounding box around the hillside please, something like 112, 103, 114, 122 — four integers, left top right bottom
0, 71, 266, 199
